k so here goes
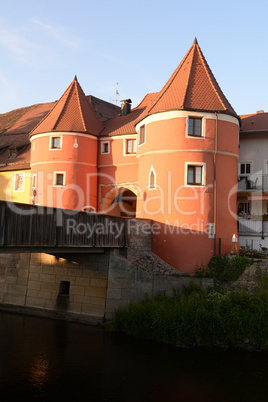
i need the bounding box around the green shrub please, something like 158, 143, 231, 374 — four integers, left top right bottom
207, 254, 250, 282
109, 285, 268, 350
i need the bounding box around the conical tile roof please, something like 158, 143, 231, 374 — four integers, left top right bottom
30, 76, 103, 136
136, 39, 237, 123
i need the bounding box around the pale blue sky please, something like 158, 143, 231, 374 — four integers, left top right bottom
0, 0, 268, 115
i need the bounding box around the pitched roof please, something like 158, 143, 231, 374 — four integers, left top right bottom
30, 77, 103, 137
100, 93, 158, 137
136, 39, 238, 124
240, 111, 268, 132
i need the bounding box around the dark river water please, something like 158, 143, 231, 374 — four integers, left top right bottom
0, 310, 267, 401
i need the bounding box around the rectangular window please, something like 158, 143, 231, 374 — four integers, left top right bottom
54, 172, 65, 186
239, 162, 252, 176
51, 136, 61, 149
32, 173, 37, 189
139, 125, 145, 144
187, 165, 203, 185
101, 141, 110, 154
188, 117, 202, 137
126, 139, 137, 154
14, 173, 24, 191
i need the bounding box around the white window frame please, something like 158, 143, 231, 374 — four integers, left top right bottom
53, 171, 66, 187
32, 173, 37, 189
14, 172, 25, 192
185, 162, 206, 187
101, 141, 110, 154
139, 125, 146, 145
186, 115, 205, 138
49, 135, 62, 150
238, 161, 252, 177
148, 166, 156, 190
125, 138, 137, 155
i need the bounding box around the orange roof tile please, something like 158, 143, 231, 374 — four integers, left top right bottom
30, 77, 103, 137
100, 93, 158, 137
136, 39, 237, 124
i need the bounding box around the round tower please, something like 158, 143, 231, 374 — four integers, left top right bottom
29, 77, 103, 211
135, 39, 239, 272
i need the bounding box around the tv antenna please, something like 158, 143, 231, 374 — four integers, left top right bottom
111, 82, 120, 105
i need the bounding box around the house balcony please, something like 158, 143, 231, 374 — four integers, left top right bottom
238, 174, 268, 192
238, 215, 268, 235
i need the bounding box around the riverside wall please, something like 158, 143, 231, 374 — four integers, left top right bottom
0, 219, 214, 322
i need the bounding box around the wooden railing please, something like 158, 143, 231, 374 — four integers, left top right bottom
0, 201, 126, 248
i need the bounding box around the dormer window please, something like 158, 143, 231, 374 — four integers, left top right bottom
9, 148, 18, 158
188, 117, 202, 137
50, 136, 62, 149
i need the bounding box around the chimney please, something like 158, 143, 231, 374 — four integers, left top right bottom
120, 99, 132, 116
257, 110, 264, 114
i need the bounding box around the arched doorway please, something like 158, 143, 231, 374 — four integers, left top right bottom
102, 187, 137, 217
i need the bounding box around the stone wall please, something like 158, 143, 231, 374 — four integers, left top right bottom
105, 254, 214, 320
0, 251, 109, 321
0, 250, 214, 322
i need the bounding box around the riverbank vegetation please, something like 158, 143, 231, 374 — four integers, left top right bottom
109, 256, 268, 351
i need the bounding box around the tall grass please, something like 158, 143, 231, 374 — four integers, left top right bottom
109, 283, 268, 351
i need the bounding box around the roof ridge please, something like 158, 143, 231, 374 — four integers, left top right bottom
145, 45, 194, 115
52, 82, 74, 130
181, 44, 197, 109
75, 80, 87, 133
197, 45, 227, 111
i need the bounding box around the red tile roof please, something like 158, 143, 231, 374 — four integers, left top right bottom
100, 93, 158, 137
240, 111, 268, 132
136, 39, 237, 124
30, 77, 103, 137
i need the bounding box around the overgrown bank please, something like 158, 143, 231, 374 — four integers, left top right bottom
109, 256, 268, 351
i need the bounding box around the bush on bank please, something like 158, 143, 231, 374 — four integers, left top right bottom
109, 283, 268, 351
194, 254, 251, 282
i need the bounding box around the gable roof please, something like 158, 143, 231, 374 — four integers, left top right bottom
30, 76, 103, 137
100, 92, 158, 137
136, 38, 238, 124
240, 111, 268, 132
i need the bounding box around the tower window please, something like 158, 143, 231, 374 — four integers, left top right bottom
54, 172, 65, 186
149, 166, 156, 189
187, 165, 203, 185
50, 136, 62, 149
139, 125, 145, 144
188, 117, 202, 137
101, 141, 110, 154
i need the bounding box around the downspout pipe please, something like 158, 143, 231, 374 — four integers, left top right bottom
214, 112, 218, 254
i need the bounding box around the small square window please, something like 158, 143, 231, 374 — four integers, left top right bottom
59, 281, 70, 296
126, 139, 137, 154
188, 117, 202, 137
139, 125, 145, 144
187, 165, 203, 185
51, 137, 61, 149
101, 141, 110, 154
54, 172, 65, 186
14, 173, 24, 191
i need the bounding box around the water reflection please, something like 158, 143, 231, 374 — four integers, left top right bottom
0, 311, 267, 401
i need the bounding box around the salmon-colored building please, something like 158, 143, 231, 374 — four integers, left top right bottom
0, 39, 240, 272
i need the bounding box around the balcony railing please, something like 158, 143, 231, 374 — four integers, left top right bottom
238, 216, 268, 234
238, 174, 268, 191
